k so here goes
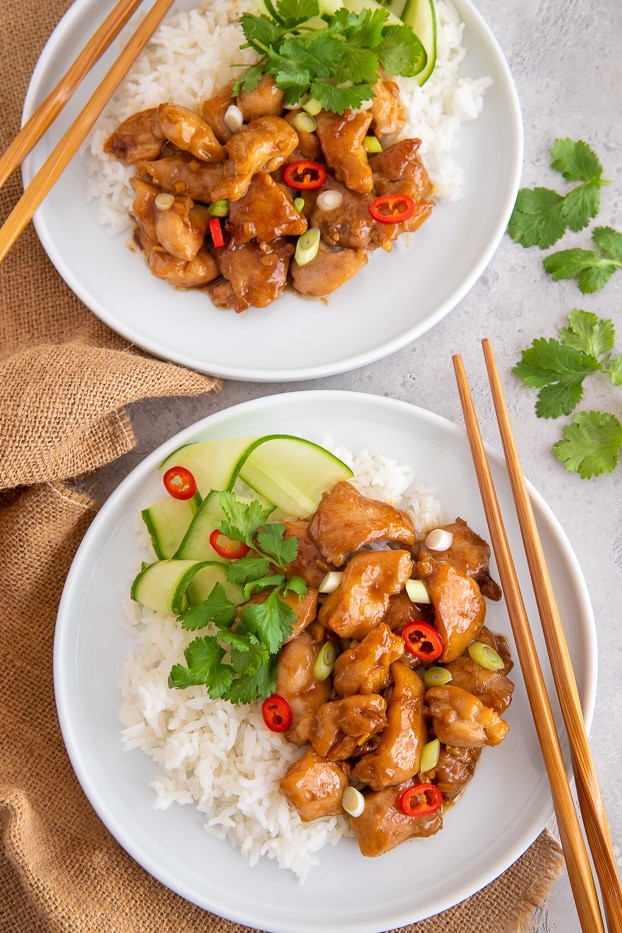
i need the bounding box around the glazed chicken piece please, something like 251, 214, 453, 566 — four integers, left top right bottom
415, 517, 502, 601
352, 780, 443, 857
138, 152, 252, 203
291, 243, 368, 297
275, 626, 332, 744
311, 180, 375, 250
307, 694, 387, 760
444, 627, 514, 712
352, 662, 427, 791
283, 112, 322, 161
216, 238, 293, 312
225, 115, 298, 176
319, 550, 413, 640
333, 623, 404, 696
316, 109, 374, 195
104, 106, 166, 164
280, 521, 332, 588
238, 75, 284, 120
159, 104, 226, 162
227, 172, 307, 245
370, 78, 404, 137
309, 481, 416, 566
427, 564, 486, 663
202, 80, 235, 143
477, 626, 513, 670
431, 745, 482, 801
279, 748, 348, 822
426, 684, 509, 748
369, 139, 434, 240
381, 590, 427, 635
154, 197, 210, 261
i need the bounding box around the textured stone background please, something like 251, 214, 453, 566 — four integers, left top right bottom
81, 0, 622, 929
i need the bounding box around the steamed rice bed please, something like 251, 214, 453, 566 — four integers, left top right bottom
120, 447, 444, 881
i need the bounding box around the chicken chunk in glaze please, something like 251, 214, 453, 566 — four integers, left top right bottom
333, 623, 404, 696
352, 780, 443, 857
307, 694, 387, 760
426, 684, 509, 748
279, 748, 348, 822
415, 517, 502, 601
275, 625, 332, 744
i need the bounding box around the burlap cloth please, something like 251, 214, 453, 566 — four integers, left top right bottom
0, 1, 566, 931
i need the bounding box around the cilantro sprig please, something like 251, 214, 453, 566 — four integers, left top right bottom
169, 493, 307, 700
544, 226, 622, 294
233, 0, 426, 114
514, 309, 622, 478
508, 139, 609, 250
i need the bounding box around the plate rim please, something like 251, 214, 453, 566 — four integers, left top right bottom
54, 389, 597, 932
22, 0, 524, 383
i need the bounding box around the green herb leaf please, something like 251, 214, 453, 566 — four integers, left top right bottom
560, 178, 602, 232
311, 80, 375, 114
243, 575, 285, 599
513, 337, 601, 418
228, 655, 278, 704
179, 583, 236, 631
550, 138, 603, 183
240, 588, 295, 653
225, 555, 272, 586
169, 636, 234, 698
606, 356, 622, 386
558, 309, 615, 358
552, 411, 622, 478
239, 13, 284, 52
507, 188, 566, 250
278, 0, 319, 26
543, 246, 620, 294
283, 575, 307, 597
256, 523, 298, 566
377, 24, 426, 77
233, 63, 266, 97
217, 492, 273, 544
592, 225, 622, 262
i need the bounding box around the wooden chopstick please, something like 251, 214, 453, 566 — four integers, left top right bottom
481, 338, 622, 933
452, 353, 605, 933
0, 0, 175, 264
0, 0, 145, 191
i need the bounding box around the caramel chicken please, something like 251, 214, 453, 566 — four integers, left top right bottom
215, 239, 293, 312
432, 745, 482, 801
333, 623, 404, 696
309, 481, 415, 566
280, 521, 332, 588
316, 109, 374, 195
370, 78, 404, 137
159, 104, 226, 162
275, 626, 332, 744
104, 106, 166, 164
279, 748, 347, 822
427, 564, 486, 662
415, 517, 502, 601
426, 685, 509, 748
227, 172, 307, 245
352, 780, 443, 857
307, 694, 387, 760
290, 243, 368, 297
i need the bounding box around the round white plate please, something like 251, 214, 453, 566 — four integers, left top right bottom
55, 391, 596, 932
23, 0, 522, 382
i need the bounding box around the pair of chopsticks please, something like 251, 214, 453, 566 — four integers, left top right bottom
0, 0, 176, 263
454, 340, 622, 933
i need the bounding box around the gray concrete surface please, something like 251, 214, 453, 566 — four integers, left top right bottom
82, 0, 622, 929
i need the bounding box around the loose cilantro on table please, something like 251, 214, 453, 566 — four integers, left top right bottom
515, 310, 622, 478
233, 0, 426, 114
543, 226, 622, 294
508, 139, 609, 250
169, 493, 307, 700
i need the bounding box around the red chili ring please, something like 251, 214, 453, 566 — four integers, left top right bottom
398, 783, 443, 817
261, 694, 292, 732
209, 529, 250, 560
162, 466, 197, 500
369, 194, 416, 225
282, 159, 327, 191
209, 216, 225, 248
401, 621, 444, 661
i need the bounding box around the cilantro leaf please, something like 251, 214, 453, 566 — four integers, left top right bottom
179, 583, 236, 631
228, 655, 278, 704
240, 588, 295, 653
552, 411, 622, 478
550, 138, 603, 183
558, 309, 615, 358
513, 337, 600, 418
169, 636, 234, 698
233, 63, 265, 97
277, 0, 319, 26
225, 555, 272, 585
560, 178, 602, 232
229, 636, 268, 674
543, 246, 620, 294
256, 523, 298, 566
217, 493, 273, 544
507, 188, 566, 250
239, 14, 284, 52
606, 356, 622, 386
283, 575, 307, 597
311, 80, 374, 114
592, 225, 622, 262
378, 24, 426, 77
243, 575, 285, 599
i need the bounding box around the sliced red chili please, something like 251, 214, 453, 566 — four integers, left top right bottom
261, 694, 292, 732
209, 529, 250, 560
398, 783, 443, 817
401, 621, 444, 661
209, 216, 224, 248
162, 466, 197, 501
282, 160, 327, 191
369, 194, 416, 225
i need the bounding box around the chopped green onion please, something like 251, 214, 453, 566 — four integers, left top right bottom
294, 197, 305, 212
405, 579, 431, 604
468, 641, 505, 671
313, 641, 336, 681
364, 135, 382, 153
318, 570, 342, 593
293, 112, 317, 134
155, 192, 174, 211
294, 227, 320, 266
208, 199, 229, 217
424, 666, 452, 688
425, 528, 454, 551
420, 738, 441, 773
302, 97, 322, 117
341, 785, 365, 817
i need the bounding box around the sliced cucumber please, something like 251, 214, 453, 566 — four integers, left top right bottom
401, 0, 436, 85
174, 489, 230, 561
230, 435, 353, 520
158, 436, 257, 499
142, 496, 199, 559
131, 559, 213, 614
186, 562, 245, 607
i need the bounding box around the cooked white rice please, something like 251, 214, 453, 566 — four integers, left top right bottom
87, 0, 490, 233
119, 447, 443, 881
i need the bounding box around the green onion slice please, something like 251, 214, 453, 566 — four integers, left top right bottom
405, 579, 431, 604
468, 641, 505, 671
302, 97, 322, 117
420, 738, 441, 773
294, 197, 305, 212
295, 228, 320, 266
208, 199, 229, 217
423, 666, 452, 688
364, 135, 382, 153
293, 112, 317, 134
313, 641, 336, 681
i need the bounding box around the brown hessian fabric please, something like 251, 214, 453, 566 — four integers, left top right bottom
0, 1, 564, 931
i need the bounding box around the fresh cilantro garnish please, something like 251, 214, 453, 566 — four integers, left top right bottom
168, 493, 307, 700
508, 139, 608, 249
515, 310, 622, 478
543, 226, 622, 293
234, 0, 426, 114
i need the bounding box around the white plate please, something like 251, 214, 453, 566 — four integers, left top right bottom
55, 390, 596, 932
22, 0, 522, 382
